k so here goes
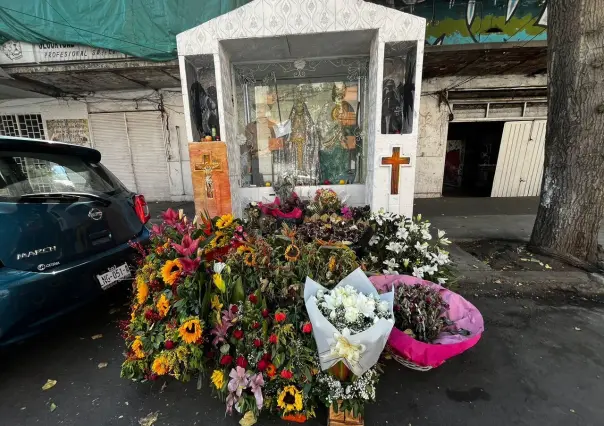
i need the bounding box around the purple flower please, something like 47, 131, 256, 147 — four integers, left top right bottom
249, 373, 264, 411
341, 206, 353, 220
210, 320, 233, 347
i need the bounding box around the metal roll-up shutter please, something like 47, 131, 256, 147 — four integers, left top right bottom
125, 111, 170, 201
89, 113, 137, 192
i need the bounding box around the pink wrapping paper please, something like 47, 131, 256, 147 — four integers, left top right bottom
370, 275, 484, 368
257, 197, 303, 220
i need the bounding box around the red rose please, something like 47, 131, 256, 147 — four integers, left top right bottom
164, 340, 175, 350
231, 305, 239, 314
257, 359, 268, 371
233, 329, 244, 340
220, 355, 233, 366
236, 356, 248, 369
248, 294, 258, 304
262, 309, 269, 318
262, 352, 272, 362
275, 312, 286, 323
280, 369, 293, 380
144, 309, 155, 321
302, 323, 312, 334
253, 338, 262, 348
252, 321, 260, 330
323, 180, 331, 185
269, 334, 278, 344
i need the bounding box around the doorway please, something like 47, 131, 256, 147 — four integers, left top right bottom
442, 121, 505, 197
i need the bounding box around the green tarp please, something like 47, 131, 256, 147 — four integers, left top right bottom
0, 1, 250, 61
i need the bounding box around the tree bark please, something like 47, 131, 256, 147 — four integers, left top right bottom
529, 0, 604, 270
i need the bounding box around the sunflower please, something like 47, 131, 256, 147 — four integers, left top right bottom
179, 318, 202, 344
136, 277, 149, 304
243, 252, 257, 267
131, 337, 144, 359
277, 386, 303, 414
156, 294, 170, 318
284, 244, 300, 262
152, 355, 170, 376
237, 245, 253, 254
328, 256, 337, 272
211, 370, 225, 390
161, 259, 182, 285
216, 213, 234, 229
212, 273, 226, 293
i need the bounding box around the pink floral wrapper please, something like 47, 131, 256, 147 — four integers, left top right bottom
370, 275, 484, 368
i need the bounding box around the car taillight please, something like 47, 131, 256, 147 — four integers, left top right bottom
133, 194, 150, 224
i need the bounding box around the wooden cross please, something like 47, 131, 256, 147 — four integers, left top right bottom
381, 147, 410, 195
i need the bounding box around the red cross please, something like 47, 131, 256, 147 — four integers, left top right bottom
381, 147, 410, 195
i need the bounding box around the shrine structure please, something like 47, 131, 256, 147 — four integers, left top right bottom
177, 0, 425, 218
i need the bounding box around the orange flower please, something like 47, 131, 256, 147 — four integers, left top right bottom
266, 363, 277, 378
156, 294, 170, 318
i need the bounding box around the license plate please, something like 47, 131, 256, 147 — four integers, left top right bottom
97, 263, 131, 290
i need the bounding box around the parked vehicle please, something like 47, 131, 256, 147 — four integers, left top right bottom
0, 137, 150, 345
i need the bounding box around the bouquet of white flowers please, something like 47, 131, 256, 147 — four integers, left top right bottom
304, 268, 394, 376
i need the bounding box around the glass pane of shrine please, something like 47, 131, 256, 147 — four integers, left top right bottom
234, 58, 368, 187
381, 41, 418, 135
185, 55, 220, 142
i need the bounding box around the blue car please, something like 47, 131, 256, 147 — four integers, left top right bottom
0, 137, 150, 345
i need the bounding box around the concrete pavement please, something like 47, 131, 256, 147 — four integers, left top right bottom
0, 287, 603, 426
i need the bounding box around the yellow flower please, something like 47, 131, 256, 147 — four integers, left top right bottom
156, 294, 170, 318
216, 213, 234, 229
284, 244, 300, 262
161, 259, 182, 285
243, 252, 257, 266
277, 385, 303, 414
213, 273, 226, 293
328, 256, 336, 272
211, 370, 225, 390
179, 318, 202, 344
211, 294, 223, 311
131, 338, 144, 359
136, 278, 149, 305
237, 245, 253, 254
152, 355, 170, 376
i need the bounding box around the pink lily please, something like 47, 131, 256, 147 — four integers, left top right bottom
161, 208, 179, 226
151, 223, 165, 235
210, 320, 233, 347
172, 234, 200, 257
249, 373, 264, 411
179, 257, 200, 275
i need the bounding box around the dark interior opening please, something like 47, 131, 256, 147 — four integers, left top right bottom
442, 121, 505, 197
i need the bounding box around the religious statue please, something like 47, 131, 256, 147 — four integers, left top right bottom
282, 90, 320, 183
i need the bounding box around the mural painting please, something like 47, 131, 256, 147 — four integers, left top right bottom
372, 0, 548, 46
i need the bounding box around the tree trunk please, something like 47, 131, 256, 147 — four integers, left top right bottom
529, 0, 604, 270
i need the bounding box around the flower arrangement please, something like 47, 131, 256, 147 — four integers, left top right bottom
306, 188, 343, 216
364, 211, 454, 285
393, 283, 449, 343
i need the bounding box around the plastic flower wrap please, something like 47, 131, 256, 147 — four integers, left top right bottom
304, 268, 394, 376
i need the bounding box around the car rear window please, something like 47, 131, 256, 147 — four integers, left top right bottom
0, 151, 123, 199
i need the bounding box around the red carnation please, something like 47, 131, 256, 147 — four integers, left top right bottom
164, 340, 175, 350
236, 356, 248, 369
262, 352, 272, 362
231, 305, 239, 314
280, 369, 293, 380
233, 329, 244, 340
269, 334, 278, 344
248, 294, 258, 304
144, 309, 155, 321
220, 355, 233, 366
252, 321, 260, 330
253, 338, 262, 348
275, 312, 286, 323
257, 359, 268, 372
302, 323, 312, 334
262, 309, 269, 318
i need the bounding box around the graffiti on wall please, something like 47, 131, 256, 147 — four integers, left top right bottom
373, 0, 547, 46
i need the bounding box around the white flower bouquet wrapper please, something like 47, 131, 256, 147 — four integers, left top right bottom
304, 268, 395, 376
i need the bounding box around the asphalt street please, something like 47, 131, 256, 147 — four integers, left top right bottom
1, 286, 603, 426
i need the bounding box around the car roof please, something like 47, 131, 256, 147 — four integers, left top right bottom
0, 136, 101, 163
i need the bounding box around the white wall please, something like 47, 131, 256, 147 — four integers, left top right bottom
0, 89, 193, 201
415, 74, 547, 198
